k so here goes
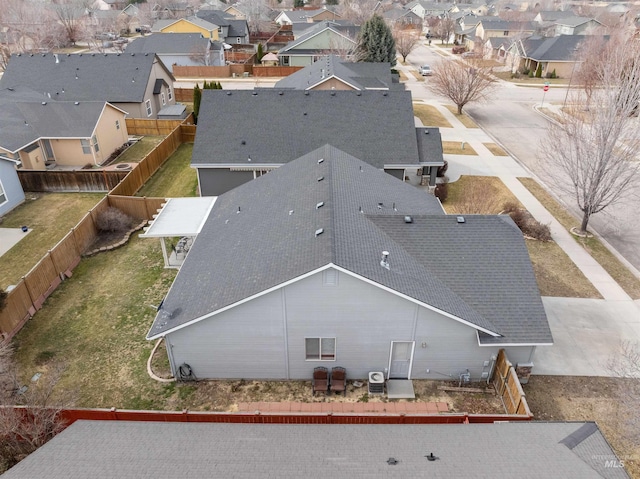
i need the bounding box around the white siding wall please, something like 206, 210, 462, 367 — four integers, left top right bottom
165, 268, 536, 380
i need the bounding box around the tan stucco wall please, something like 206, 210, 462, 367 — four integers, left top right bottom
141, 60, 176, 119
313, 11, 341, 21
50, 139, 95, 167
94, 105, 129, 163
160, 19, 219, 41
19, 146, 46, 170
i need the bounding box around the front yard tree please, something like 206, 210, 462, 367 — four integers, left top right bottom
393, 27, 419, 62
433, 17, 455, 45
541, 36, 640, 234
428, 58, 497, 114
357, 14, 396, 67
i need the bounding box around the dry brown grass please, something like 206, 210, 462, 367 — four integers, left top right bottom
409, 70, 425, 81
442, 141, 477, 155
413, 103, 452, 128
444, 105, 479, 128
483, 142, 509, 156
397, 70, 409, 82
519, 177, 640, 299
444, 176, 601, 298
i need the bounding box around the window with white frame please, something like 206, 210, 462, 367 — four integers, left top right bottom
168, 87, 173, 100
161, 92, 166, 105
80, 139, 91, 154
145, 99, 152, 117
115, 120, 120, 130
92, 135, 100, 153
0, 181, 6, 205
305, 338, 336, 361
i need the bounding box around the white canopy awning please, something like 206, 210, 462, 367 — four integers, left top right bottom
140, 197, 217, 238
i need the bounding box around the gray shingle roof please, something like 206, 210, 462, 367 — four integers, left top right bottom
125, 33, 211, 54
0, 88, 111, 152
274, 55, 396, 91
151, 145, 550, 345
2, 421, 628, 478
523, 35, 587, 61
281, 21, 359, 53
191, 90, 424, 168
0, 53, 175, 103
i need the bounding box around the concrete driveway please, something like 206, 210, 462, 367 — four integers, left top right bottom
534, 297, 640, 377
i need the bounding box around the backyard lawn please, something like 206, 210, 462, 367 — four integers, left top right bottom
0, 193, 104, 289
136, 143, 197, 198
112, 136, 164, 165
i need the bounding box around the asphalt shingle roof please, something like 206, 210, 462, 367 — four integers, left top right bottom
274, 55, 397, 91
2, 421, 628, 478
0, 88, 110, 152
191, 89, 423, 168
125, 33, 211, 54
0, 53, 174, 103
281, 21, 359, 52
151, 145, 550, 345
523, 35, 587, 61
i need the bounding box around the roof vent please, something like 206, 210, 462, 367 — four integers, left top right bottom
241, 140, 246, 145
74, 101, 79, 105
132, 78, 135, 82
116, 53, 120, 56
247, 156, 251, 162
316, 201, 324, 209
304, 91, 310, 96
237, 206, 241, 214
317, 158, 324, 164
289, 210, 294, 216
252, 91, 257, 96
303, 112, 307, 116
377, 202, 383, 209
315, 228, 324, 236
226, 91, 232, 95
91, 53, 95, 56
359, 206, 363, 213
41, 101, 46, 105
404, 216, 413, 223
145, 53, 149, 56
380, 251, 390, 270
457, 216, 465, 223
393, 202, 397, 211
386, 458, 398, 466
317, 176, 324, 182
131, 53, 135, 56
359, 166, 363, 172
330, 91, 335, 96
383, 92, 388, 96
426, 453, 438, 461
278, 91, 283, 95
67, 53, 70, 57
356, 91, 361, 96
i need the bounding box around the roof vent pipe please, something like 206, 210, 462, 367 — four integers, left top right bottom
380, 251, 390, 270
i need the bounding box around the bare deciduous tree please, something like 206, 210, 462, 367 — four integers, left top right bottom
541, 35, 640, 234
393, 27, 420, 62
428, 59, 497, 114
51, 0, 88, 46
607, 340, 640, 378
338, 0, 381, 24
433, 17, 455, 45
235, 0, 271, 34
573, 34, 608, 110
0, 343, 67, 473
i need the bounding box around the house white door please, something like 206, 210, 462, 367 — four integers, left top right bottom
388, 341, 414, 379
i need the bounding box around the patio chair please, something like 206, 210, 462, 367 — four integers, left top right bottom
312, 367, 329, 396
330, 367, 346, 396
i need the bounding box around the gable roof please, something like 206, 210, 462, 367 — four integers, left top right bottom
151, 145, 551, 345
555, 15, 600, 27
192, 90, 429, 168
0, 53, 175, 104
2, 421, 628, 479
281, 21, 359, 52
276, 8, 341, 23
274, 54, 397, 91
195, 10, 248, 37
125, 33, 211, 54
0, 87, 119, 153
522, 35, 586, 61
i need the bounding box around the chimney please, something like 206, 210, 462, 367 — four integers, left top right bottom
380, 251, 390, 270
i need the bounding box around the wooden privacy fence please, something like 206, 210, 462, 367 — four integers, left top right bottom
0, 196, 166, 340
55, 407, 531, 426
492, 349, 532, 417
125, 118, 185, 136
173, 65, 303, 79
17, 170, 128, 193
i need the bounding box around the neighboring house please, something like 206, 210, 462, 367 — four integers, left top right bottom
150, 144, 551, 381
191, 90, 444, 196
406, 0, 458, 19
223, 4, 246, 20
534, 10, 577, 24
0, 88, 129, 171
475, 19, 535, 41
275, 8, 342, 25
152, 17, 220, 41
1, 421, 628, 478
0, 157, 25, 217
382, 7, 423, 27
554, 16, 602, 36
484, 36, 513, 61
278, 21, 360, 67
152, 2, 195, 20
275, 54, 400, 91
0, 53, 176, 119
508, 34, 587, 77
100, 0, 127, 10
125, 33, 225, 70
195, 10, 250, 44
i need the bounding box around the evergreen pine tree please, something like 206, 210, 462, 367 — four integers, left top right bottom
193, 83, 202, 124
357, 14, 396, 67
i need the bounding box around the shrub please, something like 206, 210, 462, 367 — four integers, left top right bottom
506, 207, 552, 241
501, 201, 519, 214
526, 220, 552, 241
508, 208, 528, 230
528, 70, 534, 78
437, 160, 448, 177
0, 288, 7, 311
96, 207, 133, 233
434, 181, 449, 202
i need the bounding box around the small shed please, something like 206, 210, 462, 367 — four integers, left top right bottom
157, 104, 187, 120
260, 52, 279, 66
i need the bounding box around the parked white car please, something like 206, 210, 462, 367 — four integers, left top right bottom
419, 65, 432, 76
